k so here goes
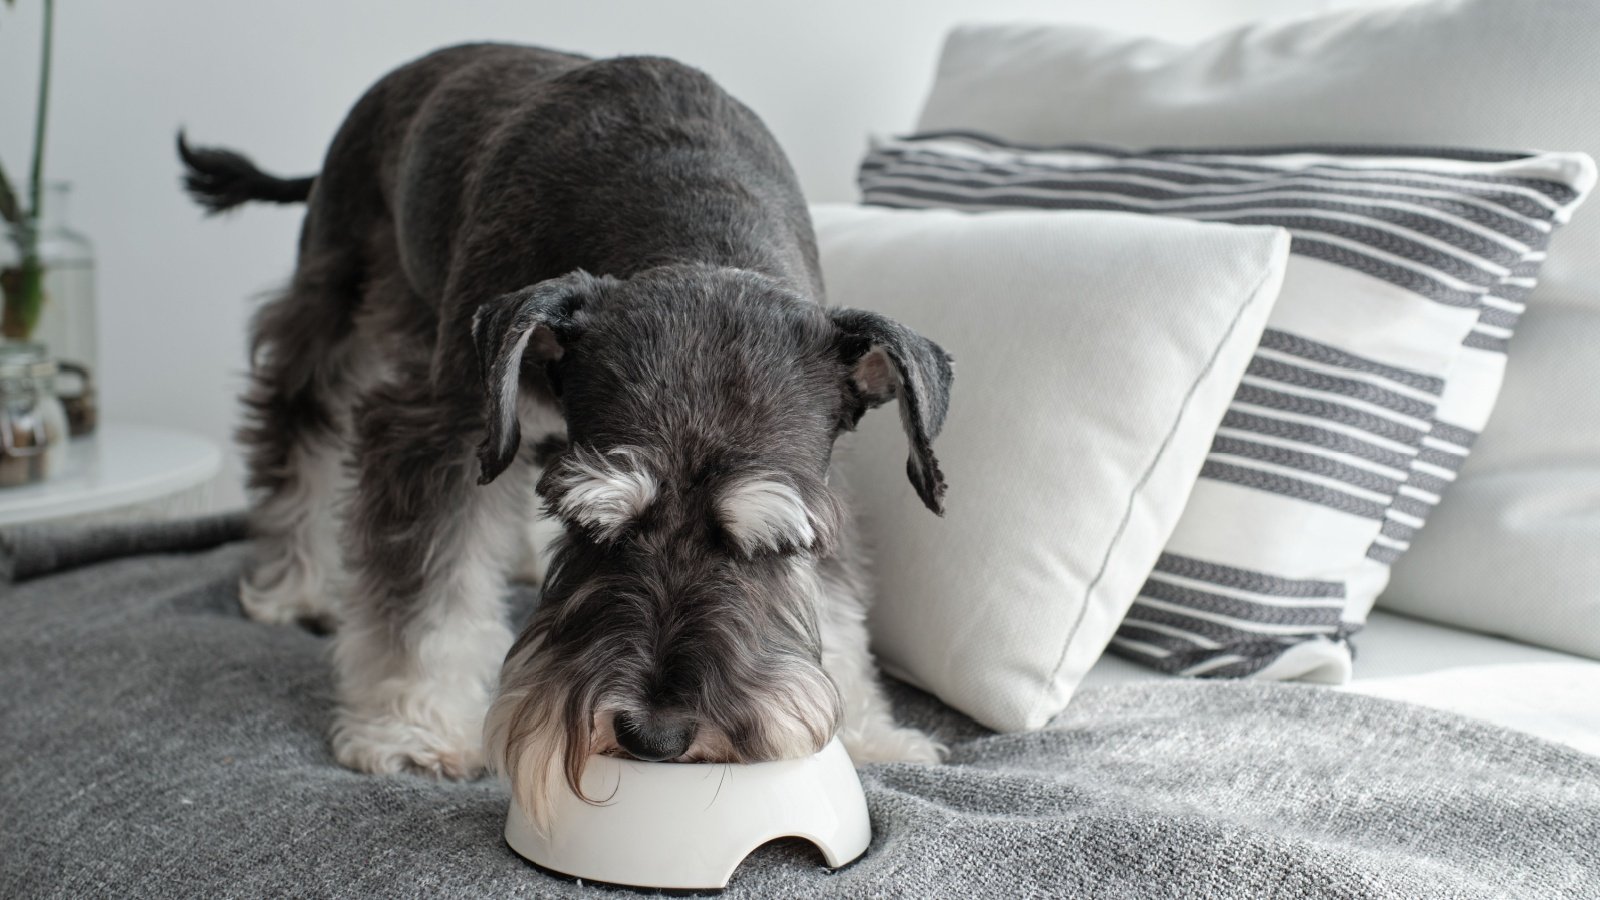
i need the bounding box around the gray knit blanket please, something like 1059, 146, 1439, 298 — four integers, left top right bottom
2, 516, 1597, 899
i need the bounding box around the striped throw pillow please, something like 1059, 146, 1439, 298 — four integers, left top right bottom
860, 133, 1595, 681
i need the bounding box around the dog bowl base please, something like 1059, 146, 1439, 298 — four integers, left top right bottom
504, 738, 871, 891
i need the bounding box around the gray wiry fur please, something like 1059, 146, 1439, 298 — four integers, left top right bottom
182, 43, 954, 822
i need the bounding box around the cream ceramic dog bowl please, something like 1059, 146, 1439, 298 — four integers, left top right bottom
504, 737, 871, 890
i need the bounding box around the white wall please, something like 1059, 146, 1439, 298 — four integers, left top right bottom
0, 0, 1316, 508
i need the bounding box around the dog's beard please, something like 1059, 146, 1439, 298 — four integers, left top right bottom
484, 635, 591, 834
484, 602, 839, 831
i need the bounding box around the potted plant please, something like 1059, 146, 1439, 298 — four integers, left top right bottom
1, 0, 97, 436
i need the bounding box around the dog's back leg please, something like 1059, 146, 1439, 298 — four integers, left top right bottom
236, 241, 362, 629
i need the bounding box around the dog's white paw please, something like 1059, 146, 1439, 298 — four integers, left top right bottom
842, 723, 947, 765
332, 711, 485, 780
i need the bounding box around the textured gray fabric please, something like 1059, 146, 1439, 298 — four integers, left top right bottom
2, 519, 1598, 898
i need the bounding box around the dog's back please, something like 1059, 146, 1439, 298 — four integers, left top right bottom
301, 45, 822, 313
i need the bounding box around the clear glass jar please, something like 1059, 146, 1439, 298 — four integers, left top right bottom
1, 181, 98, 437
0, 342, 69, 488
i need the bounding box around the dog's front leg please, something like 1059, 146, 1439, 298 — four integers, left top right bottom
329, 374, 535, 779
818, 557, 946, 765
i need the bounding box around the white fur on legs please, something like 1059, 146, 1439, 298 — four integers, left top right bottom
240, 437, 348, 627
331, 609, 513, 778
331, 463, 532, 779
817, 566, 946, 765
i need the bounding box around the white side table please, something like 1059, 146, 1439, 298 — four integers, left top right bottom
0, 422, 222, 528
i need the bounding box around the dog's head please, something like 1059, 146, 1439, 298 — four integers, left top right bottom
472, 265, 952, 823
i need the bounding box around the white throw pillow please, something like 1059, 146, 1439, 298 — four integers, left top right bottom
914, 0, 1600, 663
811, 204, 1288, 731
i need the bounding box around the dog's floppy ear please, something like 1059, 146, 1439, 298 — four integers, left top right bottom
472, 271, 593, 485
831, 308, 954, 515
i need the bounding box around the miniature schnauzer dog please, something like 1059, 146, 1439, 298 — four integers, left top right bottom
179, 43, 952, 822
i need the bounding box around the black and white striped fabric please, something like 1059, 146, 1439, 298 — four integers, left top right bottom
860, 133, 1595, 680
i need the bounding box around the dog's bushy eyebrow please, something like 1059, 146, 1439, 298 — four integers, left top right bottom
717, 477, 819, 556
543, 447, 658, 541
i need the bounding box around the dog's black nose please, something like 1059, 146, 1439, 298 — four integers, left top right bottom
614, 710, 695, 762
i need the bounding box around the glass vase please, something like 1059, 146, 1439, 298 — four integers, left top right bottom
0, 181, 98, 437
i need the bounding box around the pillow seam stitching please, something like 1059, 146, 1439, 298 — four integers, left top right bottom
1023, 237, 1287, 727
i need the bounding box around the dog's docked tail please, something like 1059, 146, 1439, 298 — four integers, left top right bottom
176, 131, 316, 214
